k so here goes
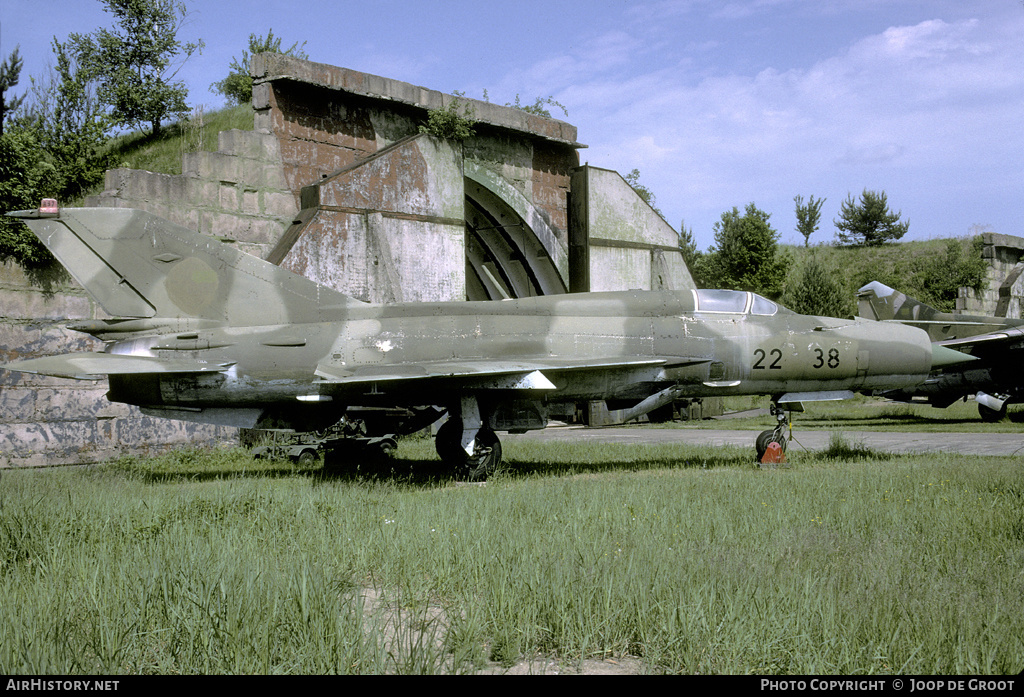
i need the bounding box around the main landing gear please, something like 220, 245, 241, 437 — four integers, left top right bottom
434, 396, 503, 481
435, 419, 502, 481
756, 402, 791, 464
976, 392, 1010, 422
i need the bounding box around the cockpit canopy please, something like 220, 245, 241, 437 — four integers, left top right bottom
692, 289, 792, 316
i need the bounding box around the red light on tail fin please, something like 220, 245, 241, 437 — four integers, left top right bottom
40, 199, 59, 214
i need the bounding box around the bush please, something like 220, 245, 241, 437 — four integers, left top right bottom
913, 237, 987, 312
0, 128, 53, 268
419, 97, 475, 141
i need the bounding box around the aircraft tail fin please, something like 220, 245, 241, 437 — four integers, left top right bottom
7, 203, 365, 326
856, 281, 938, 323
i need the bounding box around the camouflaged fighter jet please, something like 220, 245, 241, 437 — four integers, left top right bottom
3, 202, 968, 478
858, 280, 1020, 421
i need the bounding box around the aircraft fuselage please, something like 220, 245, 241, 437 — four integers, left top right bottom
101, 289, 935, 430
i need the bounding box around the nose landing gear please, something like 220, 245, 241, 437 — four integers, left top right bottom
756, 402, 791, 465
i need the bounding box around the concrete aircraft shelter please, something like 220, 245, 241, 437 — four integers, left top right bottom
0, 53, 694, 467
247, 53, 693, 303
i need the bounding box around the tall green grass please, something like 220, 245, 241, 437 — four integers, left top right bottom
1, 441, 1021, 674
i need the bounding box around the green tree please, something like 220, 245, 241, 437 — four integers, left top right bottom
914, 237, 988, 312
794, 194, 825, 247
623, 168, 662, 216
19, 39, 113, 202
0, 128, 52, 268
678, 220, 708, 286
69, 0, 204, 135
702, 203, 789, 298
834, 189, 909, 246
0, 46, 26, 136
678, 220, 699, 266
781, 257, 850, 318
1, 37, 114, 270
211, 29, 308, 106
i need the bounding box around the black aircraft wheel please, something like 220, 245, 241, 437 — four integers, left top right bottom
755, 429, 773, 459
755, 429, 787, 460
435, 420, 502, 480
462, 429, 503, 482
978, 403, 1007, 423
435, 419, 468, 465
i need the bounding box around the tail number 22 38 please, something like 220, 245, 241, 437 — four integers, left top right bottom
753, 347, 840, 370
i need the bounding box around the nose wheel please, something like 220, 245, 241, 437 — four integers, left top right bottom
756, 402, 791, 464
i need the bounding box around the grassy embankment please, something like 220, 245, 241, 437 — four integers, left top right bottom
98, 104, 255, 183
2, 439, 1021, 674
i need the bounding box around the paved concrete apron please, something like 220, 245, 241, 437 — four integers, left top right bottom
505, 426, 1024, 457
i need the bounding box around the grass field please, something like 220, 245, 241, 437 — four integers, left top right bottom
1, 434, 1021, 675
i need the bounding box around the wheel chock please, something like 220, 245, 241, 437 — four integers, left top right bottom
760, 441, 786, 464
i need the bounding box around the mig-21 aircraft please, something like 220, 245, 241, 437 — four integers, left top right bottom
1, 202, 968, 478
857, 280, 1022, 421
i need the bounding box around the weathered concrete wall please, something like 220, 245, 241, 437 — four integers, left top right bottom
87, 128, 299, 259
251, 53, 581, 218
957, 233, 1024, 318
0, 262, 236, 468
569, 166, 694, 293
274, 135, 467, 303
251, 54, 580, 298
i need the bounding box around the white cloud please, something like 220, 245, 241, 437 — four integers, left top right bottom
534, 7, 1024, 245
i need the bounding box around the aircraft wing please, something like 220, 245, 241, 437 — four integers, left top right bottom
892, 319, 1009, 330
935, 326, 1024, 353
1, 352, 234, 380
315, 356, 710, 389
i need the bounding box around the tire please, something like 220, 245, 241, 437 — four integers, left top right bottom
435, 420, 502, 480
435, 419, 468, 465
755, 429, 787, 460
978, 403, 1007, 423
463, 429, 502, 482
297, 449, 319, 466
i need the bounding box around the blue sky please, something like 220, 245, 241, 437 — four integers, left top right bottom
3, 0, 1023, 250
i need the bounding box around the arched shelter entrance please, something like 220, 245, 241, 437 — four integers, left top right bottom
463, 163, 567, 300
